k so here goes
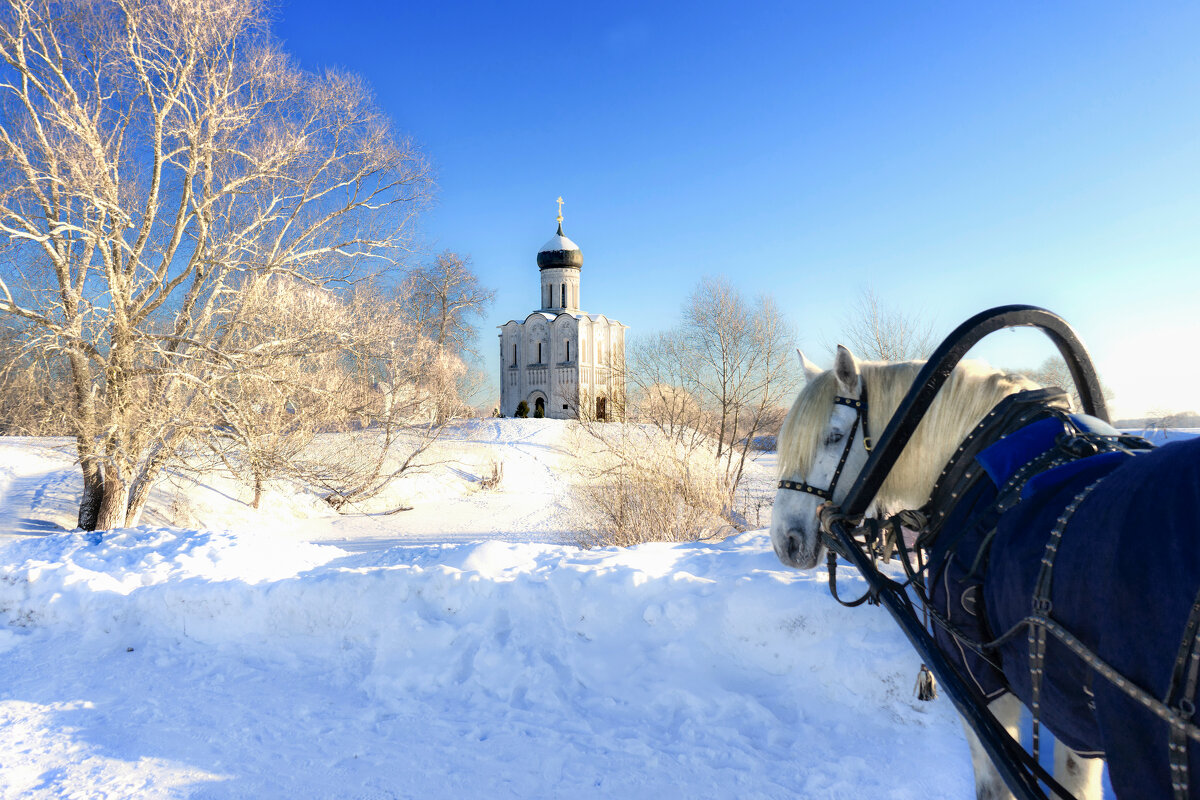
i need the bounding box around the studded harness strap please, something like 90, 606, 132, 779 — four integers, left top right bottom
778, 383, 872, 502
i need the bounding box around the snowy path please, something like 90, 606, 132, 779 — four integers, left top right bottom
309, 420, 584, 551
0, 438, 81, 539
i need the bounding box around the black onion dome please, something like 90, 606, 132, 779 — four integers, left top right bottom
537, 222, 584, 270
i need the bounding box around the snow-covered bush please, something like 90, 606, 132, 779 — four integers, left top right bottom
569, 423, 731, 547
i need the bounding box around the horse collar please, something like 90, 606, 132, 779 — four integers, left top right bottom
778, 383, 872, 501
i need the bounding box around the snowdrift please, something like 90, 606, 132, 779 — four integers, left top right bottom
0, 526, 973, 798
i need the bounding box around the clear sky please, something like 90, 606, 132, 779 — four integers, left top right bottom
274, 1, 1199, 420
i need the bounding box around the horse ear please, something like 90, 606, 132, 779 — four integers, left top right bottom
796, 349, 822, 382
834, 344, 859, 394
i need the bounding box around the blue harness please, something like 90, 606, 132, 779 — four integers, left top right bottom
927, 404, 1200, 799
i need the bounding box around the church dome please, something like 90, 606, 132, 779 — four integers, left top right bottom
537, 223, 584, 270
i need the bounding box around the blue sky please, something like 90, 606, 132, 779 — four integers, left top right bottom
274, 1, 1199, 419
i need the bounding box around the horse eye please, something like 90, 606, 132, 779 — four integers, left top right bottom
825, 431, 844, 446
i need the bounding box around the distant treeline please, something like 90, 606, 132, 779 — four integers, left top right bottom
1114, 412, 1200, 430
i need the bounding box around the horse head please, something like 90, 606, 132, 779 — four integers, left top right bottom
770, 345, 872, 569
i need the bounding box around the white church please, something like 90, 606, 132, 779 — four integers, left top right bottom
499, 201, 627, 420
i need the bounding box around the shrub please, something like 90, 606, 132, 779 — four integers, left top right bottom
515, 401, 529, 418
479, 460, 503, 490
569, 423, 732, 548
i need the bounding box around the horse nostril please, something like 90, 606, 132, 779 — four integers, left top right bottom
786, 533, 800, 561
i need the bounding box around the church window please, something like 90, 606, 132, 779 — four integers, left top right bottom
566, 341, 570, 361
561, 283, 566, 308
537, 342, 542, 363
512, 344, 517, 365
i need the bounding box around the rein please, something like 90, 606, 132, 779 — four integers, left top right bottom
777, 382, 872, 502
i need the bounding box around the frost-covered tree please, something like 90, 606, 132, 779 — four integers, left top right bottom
681, 276, 798, 504
1014, 355, 1115, 414
402, 251, 494, 357
624, 276, 797, 515
838, 287, 936, 362
0, 0, 432, 529
398, 251, 494, 420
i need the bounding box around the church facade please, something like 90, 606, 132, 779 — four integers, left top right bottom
499, 206, 626, 420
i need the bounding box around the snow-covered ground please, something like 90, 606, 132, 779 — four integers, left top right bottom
1129, 427, 1200, 446
7, 418, 1154, 798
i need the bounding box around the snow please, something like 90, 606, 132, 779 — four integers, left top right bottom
1125, 427, 1200, 445
538, 233, 580, 253
0, 422, 980, 797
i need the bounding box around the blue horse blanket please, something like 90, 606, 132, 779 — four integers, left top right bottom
929, 424, 1200, 799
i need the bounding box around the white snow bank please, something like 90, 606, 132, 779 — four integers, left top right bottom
0, 528, 972, 798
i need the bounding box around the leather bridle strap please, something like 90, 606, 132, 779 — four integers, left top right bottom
778, 383, 872, 502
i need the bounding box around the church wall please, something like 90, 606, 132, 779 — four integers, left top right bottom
499, 322, 523, 417
573, 317, 627, 421
499, 314, 586, 419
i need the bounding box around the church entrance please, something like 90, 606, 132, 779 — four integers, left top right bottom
595, 397, 607, 421
535, 397, 545, 417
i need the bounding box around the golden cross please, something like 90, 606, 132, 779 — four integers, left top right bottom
556, 196, 564, 224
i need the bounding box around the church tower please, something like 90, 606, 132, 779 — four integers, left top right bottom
538, 197, 583, 313
499, 199, 627, 420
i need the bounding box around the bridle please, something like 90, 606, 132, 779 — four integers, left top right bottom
778, 382, 872, 502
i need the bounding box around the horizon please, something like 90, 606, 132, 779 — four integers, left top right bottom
275, 1, 1200, 419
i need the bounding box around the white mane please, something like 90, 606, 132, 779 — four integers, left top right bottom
778, 359, 1044, 510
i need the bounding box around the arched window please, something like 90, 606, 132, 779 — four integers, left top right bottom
512, 344, 517, 365
561, 283, 566, 308
566, 341, 571, 361
537, 342, 542, 363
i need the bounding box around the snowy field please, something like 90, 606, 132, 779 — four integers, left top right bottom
5, 420, 1188, 798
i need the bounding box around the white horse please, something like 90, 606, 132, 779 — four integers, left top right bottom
770, 345, 1105, 800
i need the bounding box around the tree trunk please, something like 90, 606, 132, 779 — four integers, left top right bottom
77, 456, 104, 531
125, 474, 153, 528
126, 443, 172, 527
252, 474, 263, 510
68, 347, 102, 530
95, 475, 129, 531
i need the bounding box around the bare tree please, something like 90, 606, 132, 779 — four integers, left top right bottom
0, 0, 432, 529
1013, 355, 1115, 413
403, 251, 495, 356
0, 317, 69, 434
619, 277, 798, 520
1144, 408, 1183, 441
297, 291, 463, 513
201, 276, 359, 509
681, 277, 798, 508
839, 287, 936, 362
393, 251, 494, 421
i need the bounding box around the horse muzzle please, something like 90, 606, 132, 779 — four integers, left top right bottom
775, 528, 823, 570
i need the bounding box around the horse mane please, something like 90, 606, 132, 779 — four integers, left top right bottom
778, 359, 1043, 510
